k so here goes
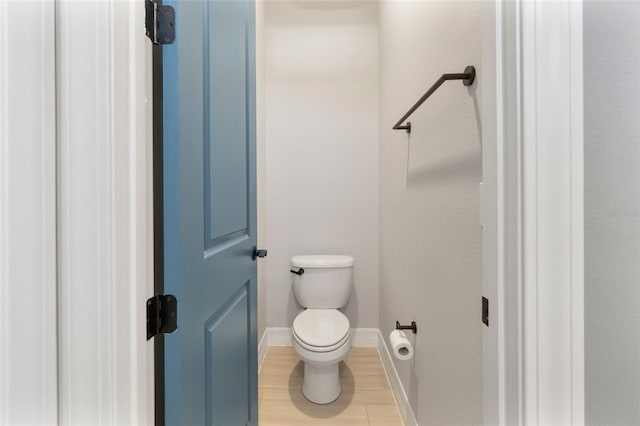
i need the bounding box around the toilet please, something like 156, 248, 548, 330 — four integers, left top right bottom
290, 254, 354, 404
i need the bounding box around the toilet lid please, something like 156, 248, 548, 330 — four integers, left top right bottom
292, 309, 350, 348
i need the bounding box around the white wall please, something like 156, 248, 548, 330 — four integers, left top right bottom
264, 1, 379, 329
584, 2, 640, 424
0, 2, 58, 424
378, 1, 483, 424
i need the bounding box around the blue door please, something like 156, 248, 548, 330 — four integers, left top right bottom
162, 0, 258, 424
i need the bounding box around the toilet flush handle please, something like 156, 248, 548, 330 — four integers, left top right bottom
290, 268, 304, 276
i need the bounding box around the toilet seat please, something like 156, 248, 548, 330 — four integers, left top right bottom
292, 309, 350, 353
293, 328, 350, 353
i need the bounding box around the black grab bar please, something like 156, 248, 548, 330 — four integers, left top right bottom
392, 65, 476, 134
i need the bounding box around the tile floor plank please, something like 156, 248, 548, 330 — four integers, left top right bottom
259, 346, 404, 426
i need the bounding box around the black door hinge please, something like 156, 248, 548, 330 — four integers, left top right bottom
482, 297, 489, 327
145, 0, 175, 45
147, 294, 178, 340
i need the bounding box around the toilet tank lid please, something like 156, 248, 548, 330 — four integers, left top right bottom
291, 255, 354, 268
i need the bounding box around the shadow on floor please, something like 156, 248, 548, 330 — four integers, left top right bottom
288, 361, 355, 418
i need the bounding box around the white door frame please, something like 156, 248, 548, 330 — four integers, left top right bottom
3, 1, 586, 424
59, 0, 584, 425
1, 1, 154, 424
484, 1, 585, 425
520, 1, 584, 424
481, 1, 522, 424
0, 2, 58, 424
55, 1, 154, 424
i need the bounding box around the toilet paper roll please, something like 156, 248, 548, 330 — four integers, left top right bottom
389, 329, 414, 361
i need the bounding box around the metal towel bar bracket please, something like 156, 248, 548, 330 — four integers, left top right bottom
396, 320, 417, 334
392, 65, 476, 134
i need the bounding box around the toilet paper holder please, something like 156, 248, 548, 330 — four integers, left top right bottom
395, 320, 417, 334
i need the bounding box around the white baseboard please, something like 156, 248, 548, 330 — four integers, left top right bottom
268, 327, 293, 346
258, 329, 269, 373
377, 330, 418, 426
350, 328, 379, 347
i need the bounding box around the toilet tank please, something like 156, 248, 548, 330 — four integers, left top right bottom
291, 255, 354, 309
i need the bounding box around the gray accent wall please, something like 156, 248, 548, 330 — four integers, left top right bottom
378, 1, 483, 424
584, 2, 640, 424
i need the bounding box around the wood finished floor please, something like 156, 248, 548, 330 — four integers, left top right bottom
259, 347, 404, 426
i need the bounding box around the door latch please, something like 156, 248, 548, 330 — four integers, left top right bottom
482, 297, 489, 327
252, 247, 267, 260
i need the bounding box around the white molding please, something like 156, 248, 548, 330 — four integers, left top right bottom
0, 2, 58, 424
521, 1, 584, 425
258, 329, 269, 373
482, 1, 523, 424
56, 1, 154, 425
350, 328, 379, 348
376, 331, 418, 426
268, 327, 293, 346
568, 4, 585, 418
481, 2, 504, 424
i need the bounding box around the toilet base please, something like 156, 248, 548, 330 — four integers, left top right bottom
302, 362, 341, 404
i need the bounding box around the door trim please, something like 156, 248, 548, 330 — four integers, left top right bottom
482, 1, 522, 424
56, 1, 155, 424
486, 1, 585, 424
0, 2, 57, 424
520, 1, 584, 424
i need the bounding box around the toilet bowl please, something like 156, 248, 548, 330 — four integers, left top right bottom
289, 254, 354, 404
292, 309, 351, 404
